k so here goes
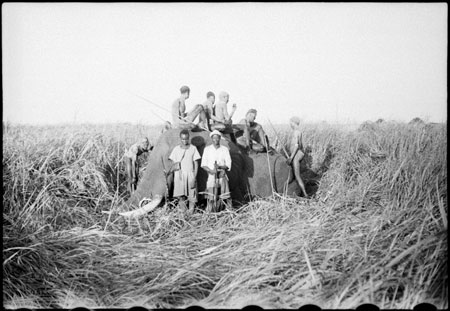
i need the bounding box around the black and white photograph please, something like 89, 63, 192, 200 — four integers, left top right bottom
2, 2, 447, 309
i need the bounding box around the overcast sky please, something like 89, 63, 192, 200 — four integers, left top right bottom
2, 3, 447, 125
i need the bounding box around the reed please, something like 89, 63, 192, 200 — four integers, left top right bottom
3, 121, 447, 308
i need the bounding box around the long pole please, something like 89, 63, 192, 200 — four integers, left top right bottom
129, 91, 205, 129
267, 118, 294, 195
263, 136, 275, 198
267, 118, 289, 158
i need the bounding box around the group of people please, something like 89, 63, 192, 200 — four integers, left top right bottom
123, 85, 309, 210
168, 128, 232, 212
171, 85, 270, 153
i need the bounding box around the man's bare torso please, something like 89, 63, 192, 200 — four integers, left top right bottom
172, 98, 186, 124
290, 129, 302, 154
214, 102, 228, 122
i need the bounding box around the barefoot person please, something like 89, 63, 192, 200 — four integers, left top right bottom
201, 130, 232, 212
171, 85, 208, 130
168, 129, 201, 213
286, 116, 308, 198
124, 137, 152, 194
235, 108, 269, 153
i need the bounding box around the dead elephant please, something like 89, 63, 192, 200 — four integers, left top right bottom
119, 128, 301, 217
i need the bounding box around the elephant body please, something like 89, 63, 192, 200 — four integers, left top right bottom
124, 129, 300, 213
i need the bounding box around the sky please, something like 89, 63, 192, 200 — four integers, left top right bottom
2, 2, 448, 125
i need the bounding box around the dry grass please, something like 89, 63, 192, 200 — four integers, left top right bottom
3, 121, 447, 308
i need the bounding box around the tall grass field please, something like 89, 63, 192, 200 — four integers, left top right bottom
3, 121, 447, 308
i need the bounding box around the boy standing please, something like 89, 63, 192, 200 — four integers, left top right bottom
169, 129, 201, 212
286, 116, 308, 198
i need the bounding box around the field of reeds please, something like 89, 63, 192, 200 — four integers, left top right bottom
3, 120, 447, 309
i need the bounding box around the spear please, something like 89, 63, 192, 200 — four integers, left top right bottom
266, 118, 289, 158
129, 91, 208, 131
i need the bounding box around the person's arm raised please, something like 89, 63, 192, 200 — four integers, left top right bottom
228, 103, 237, 121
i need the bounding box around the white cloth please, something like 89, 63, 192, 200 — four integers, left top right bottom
169, 144, 201, 200
201, 144, 232, 188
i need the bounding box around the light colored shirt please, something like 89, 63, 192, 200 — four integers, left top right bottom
169, 144, 201, 197
201, 144, 232, 188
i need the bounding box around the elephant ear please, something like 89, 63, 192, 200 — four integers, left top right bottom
119, 195, 163, 218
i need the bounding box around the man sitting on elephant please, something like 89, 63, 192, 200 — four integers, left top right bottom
214, 91, 237, 128
201, 130, 232, 212
235, 108, 270, 153
124, 137, 152, 194
203, 91, 225, 131
171, 85, 208, 130
286, 116, 308, 198
168, 129, 201, 213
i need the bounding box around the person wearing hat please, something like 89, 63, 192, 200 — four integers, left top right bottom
214, 91, 237, 126
171, 85, 208, 130
123, 137, 153, 194
235, 108, 269, 153
168, 129, 202, 213
286, 116, 308, 198
201, 130, 232, 211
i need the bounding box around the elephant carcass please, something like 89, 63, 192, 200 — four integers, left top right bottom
120, 129, 300, 217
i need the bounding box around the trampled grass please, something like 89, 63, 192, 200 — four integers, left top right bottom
2, 121, 447, 308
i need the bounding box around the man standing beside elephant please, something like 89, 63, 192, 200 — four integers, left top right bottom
168, 129, 202, 213
201, 130, 232, 212
171, 85, 208, 130
286, 116, 308, 198
124, 137, 152, 195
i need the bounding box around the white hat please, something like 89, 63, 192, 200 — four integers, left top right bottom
210, 130, 222, 138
